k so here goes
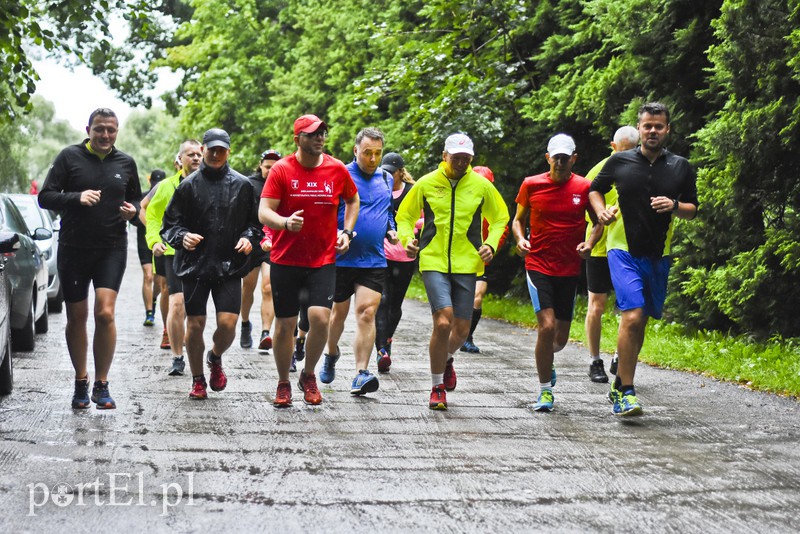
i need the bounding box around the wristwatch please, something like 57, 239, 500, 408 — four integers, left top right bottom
672, 198, 679, 211
342, 228, 355, 239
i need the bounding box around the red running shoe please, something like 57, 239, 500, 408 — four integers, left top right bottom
429, 384, 447, 410
189, 376, 208, 400
206, 351, 227, 391
443, 357, 457, 391
273, 381, 292, 407
160, 328, 170, 350
376, 348, 392, 373
258, 331, 273, 351
297, 370, 322, 405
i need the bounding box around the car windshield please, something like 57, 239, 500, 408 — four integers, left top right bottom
9, 196, 48, 232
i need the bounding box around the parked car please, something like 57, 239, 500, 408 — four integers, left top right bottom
0, 232, 16, 394
7, 194, 63, 312
0, 194, 49, 351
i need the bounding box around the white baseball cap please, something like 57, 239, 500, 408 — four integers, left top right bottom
547, 133, 576, 156
444, 133, 474, 156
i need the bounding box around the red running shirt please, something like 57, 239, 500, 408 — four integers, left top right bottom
262, 153, 357, 267
515, 172, 590, 277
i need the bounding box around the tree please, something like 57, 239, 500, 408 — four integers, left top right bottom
0, 1, 152, 123
673, 0, 800, 337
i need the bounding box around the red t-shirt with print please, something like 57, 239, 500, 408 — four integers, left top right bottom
515, 172, 590, 277
262, 153, 357, 267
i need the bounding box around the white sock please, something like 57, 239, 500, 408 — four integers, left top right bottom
539, 383, 552, 392
590, 354, 601, 364
432, 373, 444, 386
447, 352, 456, 362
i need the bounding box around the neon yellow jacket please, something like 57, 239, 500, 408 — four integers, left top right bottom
145, 170, 182, 256
396, 162, 509, 276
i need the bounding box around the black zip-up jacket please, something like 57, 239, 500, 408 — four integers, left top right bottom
161, 162, 262, 280
38, 141, 141, 249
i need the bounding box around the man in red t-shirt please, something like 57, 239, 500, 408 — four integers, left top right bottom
511, 134, 600, 412
259, 114, 360, 407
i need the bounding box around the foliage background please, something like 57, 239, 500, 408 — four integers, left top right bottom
2, 0, 799, 339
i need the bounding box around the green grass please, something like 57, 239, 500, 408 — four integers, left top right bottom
408, 276, 800, 398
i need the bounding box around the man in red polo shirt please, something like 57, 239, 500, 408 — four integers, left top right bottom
259, 114, 360, 407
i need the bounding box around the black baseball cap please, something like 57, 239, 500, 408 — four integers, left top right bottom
381, 152, 405, 173
202, 128, 231, 150
260, 149, 282, 161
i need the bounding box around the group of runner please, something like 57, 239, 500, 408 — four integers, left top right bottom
40, 101, 697, 417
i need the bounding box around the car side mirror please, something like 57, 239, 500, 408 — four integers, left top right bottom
32, 228, 53, 240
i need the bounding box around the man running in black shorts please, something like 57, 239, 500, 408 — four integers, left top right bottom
161, 129, 261, 399
259, 114, 360, 407
39, 108, 141, 410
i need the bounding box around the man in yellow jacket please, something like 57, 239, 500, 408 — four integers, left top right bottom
396, 133, 509, 410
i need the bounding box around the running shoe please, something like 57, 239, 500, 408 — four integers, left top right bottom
319, 347, 339, 384
258, 331, 272, 351
350, 370, 380, 395
160, 328, 170, 350
443, 357, 457, 391
297, 370, 322, 405
614, 392, 643, 417
460, 338, 480, 353
533, 390, 554, 412
206, 351, 227, 391
240, 321, 252, 349
168, 356, 185, 376
376, 348, 392, 373
71, 377, 90, 409
294, 336, 306, 362
385, 338, 392, 356
589, 359, 609, 383
274, 380, 292, 407
189, 376, 208, 400
609, 354, 619, 375
429, 384, 447, 410
289, 355, 297, 373
91, 380, 116, 409
143, 310, 155, 326
608, 383, 622, 406
551, 364, 557, 387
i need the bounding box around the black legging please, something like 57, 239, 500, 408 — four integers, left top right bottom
375, 260, 416, 351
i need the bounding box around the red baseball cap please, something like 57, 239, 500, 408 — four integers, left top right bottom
473, 166, 494, 182
293, 114, 327, 135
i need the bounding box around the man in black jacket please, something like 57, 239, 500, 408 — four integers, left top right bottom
39, 108, 141, 410
161, 128, 261, 400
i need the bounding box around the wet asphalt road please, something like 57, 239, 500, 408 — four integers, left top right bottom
1, 234, 799, 532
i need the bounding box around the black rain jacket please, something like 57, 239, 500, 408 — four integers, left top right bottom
161, 162, 262, 280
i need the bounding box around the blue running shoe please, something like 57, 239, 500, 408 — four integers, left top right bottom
608, 383, 622, 405
319, 347, 339, 384
72, 378, 90, 409
550, 365, 557, 387
91, 380, 116, 410
614, 392, 643, 417
350, 370, 380, 395
289, 354, 297, 373
533, 390, 554, 412
460, 339, 480, 353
